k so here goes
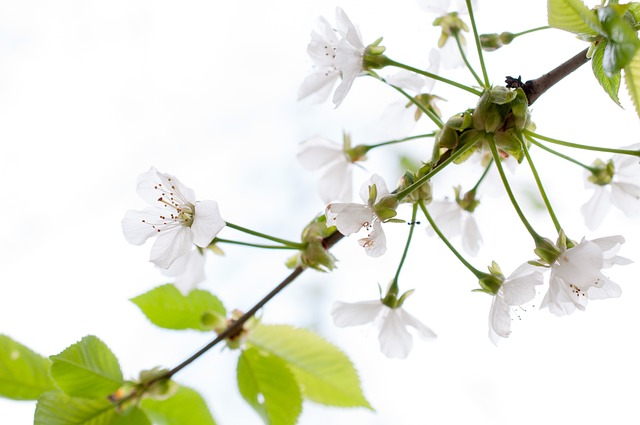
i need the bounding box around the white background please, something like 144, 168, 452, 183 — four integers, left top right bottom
1, 1, 639, 424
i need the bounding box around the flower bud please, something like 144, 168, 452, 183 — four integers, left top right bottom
479, 32, 515, 51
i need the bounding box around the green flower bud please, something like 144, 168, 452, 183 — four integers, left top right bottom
587, 159, 615, 185
397, 170, 432, 204
479, 32, 515, 51
363, 37, 389, 70
454, 186, 480, 213
494, 128, 525, 163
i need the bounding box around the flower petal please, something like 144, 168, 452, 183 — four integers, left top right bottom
358, 174, 390, 204
359, 220, 387, 257
326, 203, 372, 235
488, 294, 511, 345
297, 137, 345, 171
191, 200, 225, 247
150, 227, 194, 269
397, 308, 437, 340
318, 160, 353, 203
331, 300, 384, 327
161, 248, 207, 295
581, 187, 611, 230
502, 264, 544, 306
378, 308, 413, 359
122, 208, 162, 245
611, 182, 640, 216
461, 214, 482, 256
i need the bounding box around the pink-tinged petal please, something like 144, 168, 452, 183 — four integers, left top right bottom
326, 203, 372, 235
611, 182, 640, 216
298, 71, 340, 103
331, 300, 384, 327
122, 208, 162, 245
581, 188, 611, 230
318, 160, 353, 203
150, 227, 193, 269
358, 174, 390, 204
488, 294, 511, 345
461, 214, 482, 256
502, 265, 544, 306
378, 308, 414, 359
397, 308, 437, 340
359, 220, 387, 257
297, 137, 345, 171
161, 249, 207, 295
191, 200, 225, 247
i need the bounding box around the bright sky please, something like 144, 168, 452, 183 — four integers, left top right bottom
1, 1, 639, 424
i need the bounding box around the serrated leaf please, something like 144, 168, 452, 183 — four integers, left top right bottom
624, 50, 640, 118
49, 335, 123, 398
599, 6, 640, 75
141, 386, 217, 425
131, 284, 226, 331
237, 348, 302, 425
591, 40, 622, 105
547, 0, 603, 35
34, 390, 149, 425
0, 334, 55, 400
247, 324, 371, 409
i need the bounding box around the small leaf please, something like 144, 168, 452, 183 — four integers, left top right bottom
237, 348, 302, 425
624, 50, 640, 118
547, 0, 603, 36
141, 386, 217, 425
599, 6, 640, 75
0, 334, 55, 400
34, 390, 150, 425
49, 335, 123, 398
247, 324, 371, 409
592, 40, 622, 105
131, 284, 226, 331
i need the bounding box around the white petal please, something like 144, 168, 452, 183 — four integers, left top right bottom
358, 174, 390, 204
191, 200, 225, 247
502, 265, 544, 306
397, 308, 437, 340
378, 308, 413, 359
416, 0, 450, 14
359, 220, 387, 257
150, 227, 193, 269
161, 249, 207, 295
121, 208, 161, 245
580, 187, 611, 230
298, 70, 340, 103
587, 279, 622, 300
461, 214, 482, 256
488, 294, 511, 345
554, 241, 604, 290
335, 7, 364, 49
611, 182, 640, 216
331, 300, 384, 327
326, 203, 372, 235
425, 201, 462, 238
297, 137, 344, 171
318, 161, 353, 203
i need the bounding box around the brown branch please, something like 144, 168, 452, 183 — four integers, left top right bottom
506, 47, 590, 105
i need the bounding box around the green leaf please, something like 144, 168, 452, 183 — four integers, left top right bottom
0, 334, 55, 400
237, 348, 302, 425
547, 0, 603, 35
599, 6, 640, 75
624, 49, 640, 118
591, 40, 622, 105
247, 324, 371, 409
131, 284, 226, 331
34, 390, 150, 425
141, 386, 217, 425
50, 335, 123, 398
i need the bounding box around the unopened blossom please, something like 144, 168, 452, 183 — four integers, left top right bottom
325, 174, 395, 257
581, 145, 640, 230
122, 167, 225, 269
426, 197, 482, 256
160, 248, 207, 295
488, 264, 544, 345
297, 135, 365, 203
332, 298, 436, 359
541, 236, 631, 316
298, 7, 365, 107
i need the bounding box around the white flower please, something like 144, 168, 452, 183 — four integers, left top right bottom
122, 167, 225, 269
332, 299, 436, 359
325, 174, 391, 257
541, 236, 632, 316
297, 136, 354, 203
581, 145, 640, 230
488, 264, 544, 345
160, 248, 207, 295
298, 7, 365, 107
426, 199, 482, 256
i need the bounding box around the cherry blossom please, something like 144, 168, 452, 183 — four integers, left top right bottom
331, 298, 436, 359
298, 7, 365, 107
581, 145, 640, 230
122, 167, 225, 269
160, 248, 207, 295
325, 174, 395, 257
488, 264, 544, 345
541, 236, 631, 316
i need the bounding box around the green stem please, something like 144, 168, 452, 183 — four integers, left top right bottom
384, 80, 444, 128
224, 222, 304, 249
383, 58, 482, 96
525, 130, 640, 156
512, 26, 550, 38
527, 136, 597, 172
395, 136, 482, 201
466, 0, 490, 87
418, 200, 484, 278
366, 133, 437, 151
392, 204, 419, 288
470, 159, 493, 193
214, 238, 301, 250
454, 32, 484, 88
521, 140, 562, 234
487, 135, 542, 242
